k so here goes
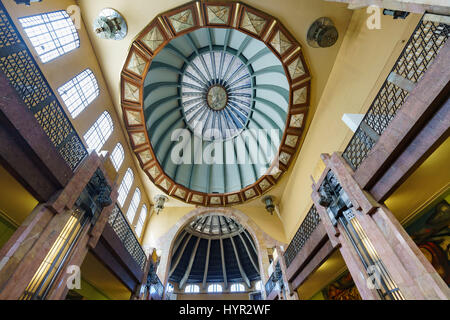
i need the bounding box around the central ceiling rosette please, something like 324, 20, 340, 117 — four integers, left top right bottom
180, 49, 253, 141
120, 2, 311, 206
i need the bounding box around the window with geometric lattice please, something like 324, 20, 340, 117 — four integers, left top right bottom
19, 10, 80, 63
58, 69, 99, 118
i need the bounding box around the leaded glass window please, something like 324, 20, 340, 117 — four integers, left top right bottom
19, 10, 80, 63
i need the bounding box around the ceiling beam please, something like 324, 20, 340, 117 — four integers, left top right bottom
169, 233, 192, 276
219, 237, 228, 289
200, 215, 210, 232
180, 237, 201, 289
230, 236, 251, 288
238, 233, 259, 273
171, 230, 187, 255
202, 239, 211, 289
243, 230, 258, 254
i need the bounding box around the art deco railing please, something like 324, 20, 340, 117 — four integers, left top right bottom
342, 17, 450, 170
283, 205, 321, 268
265, 261, 282, 297
108, 205, 147, 271
0, 3, 87, 170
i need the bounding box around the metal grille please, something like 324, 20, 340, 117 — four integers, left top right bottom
265, 261, 282, 297
343, 17, 450, 170
0, 3, 87, 170
108, 205, 147, 270
284, 205, 321, 268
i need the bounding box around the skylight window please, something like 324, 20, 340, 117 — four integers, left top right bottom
117, 168, 134, 207
83, 111, 113, 153
230, 283, 245, 292
110, 143, 125, 171
19, 10, 80, 63
126, 188, 141, 223
135, 204, 147, 237
185, 284, 200, 293
58, 69, 99, 118
207, 284, 222, 293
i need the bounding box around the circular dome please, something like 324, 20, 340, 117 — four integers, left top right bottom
144, 27, 289, 195
188, 215, 243, 237
169, 214, 260, 287
120, 2, 311, 206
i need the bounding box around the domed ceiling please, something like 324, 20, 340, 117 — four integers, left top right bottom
121, 2, 311, 206
168, 214, 260, 288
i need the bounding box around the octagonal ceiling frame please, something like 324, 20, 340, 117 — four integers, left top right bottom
120, 0, 311, 207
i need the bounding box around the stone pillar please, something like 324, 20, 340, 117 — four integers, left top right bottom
130, 257, 153, 300
311, 152, 450, 300
274, 246, 299, 300
0, 153, 118, 300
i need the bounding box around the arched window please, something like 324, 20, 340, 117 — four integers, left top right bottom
135, 204, 147, 237
230, 283, 245, 292
18, 10, 80, 63
166, 283, 174, 293
126, 188, 141, 223
58, 69, 99, 118
117, 168, 133, 207
110, 143, 125, 171
254, 281, 262, 291
207, 284, 222, 293
83, 111, 113, 153
185, 285, 200, 293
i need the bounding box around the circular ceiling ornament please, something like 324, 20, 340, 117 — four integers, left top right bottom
120, 1, 311, 206
93, 8, 128, 40
207, 85, 227, 111
181, 49, 252, 141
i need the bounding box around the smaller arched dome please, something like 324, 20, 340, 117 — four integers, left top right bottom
169, 214, 260, 288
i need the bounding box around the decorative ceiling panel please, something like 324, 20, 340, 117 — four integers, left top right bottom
120, 1, 311, 206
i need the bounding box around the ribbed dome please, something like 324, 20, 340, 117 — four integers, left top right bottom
169, 214, 260, 288
144, 27, 289, 195
121, 2, 311, 206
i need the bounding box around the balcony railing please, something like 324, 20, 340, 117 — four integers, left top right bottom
0, 3, 87, 170
107, 205, 147, 271
283, 205, 321, 269
265, 261, 282, 297
343, 17, 450, 170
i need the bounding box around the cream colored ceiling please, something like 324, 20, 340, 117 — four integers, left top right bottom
76, 0, 353, 209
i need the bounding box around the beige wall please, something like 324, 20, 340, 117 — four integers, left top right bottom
0, 165, 38, 226
280, 9, 422, 241
385, 137, 450, 224
3, 0, 152, 241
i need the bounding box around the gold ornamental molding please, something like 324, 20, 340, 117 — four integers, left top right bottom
120, 1, 311, 206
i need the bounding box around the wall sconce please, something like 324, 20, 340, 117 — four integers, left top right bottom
262, 195, 283, 221
154, 194, 168, 215
262, 195, 275, 215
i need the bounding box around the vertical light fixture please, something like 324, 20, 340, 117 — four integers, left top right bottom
154, 194, 168, 215
262, 196, 275, 215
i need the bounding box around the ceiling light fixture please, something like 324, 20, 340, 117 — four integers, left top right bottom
93, 8, 128, 40
154, 194, 168, 215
